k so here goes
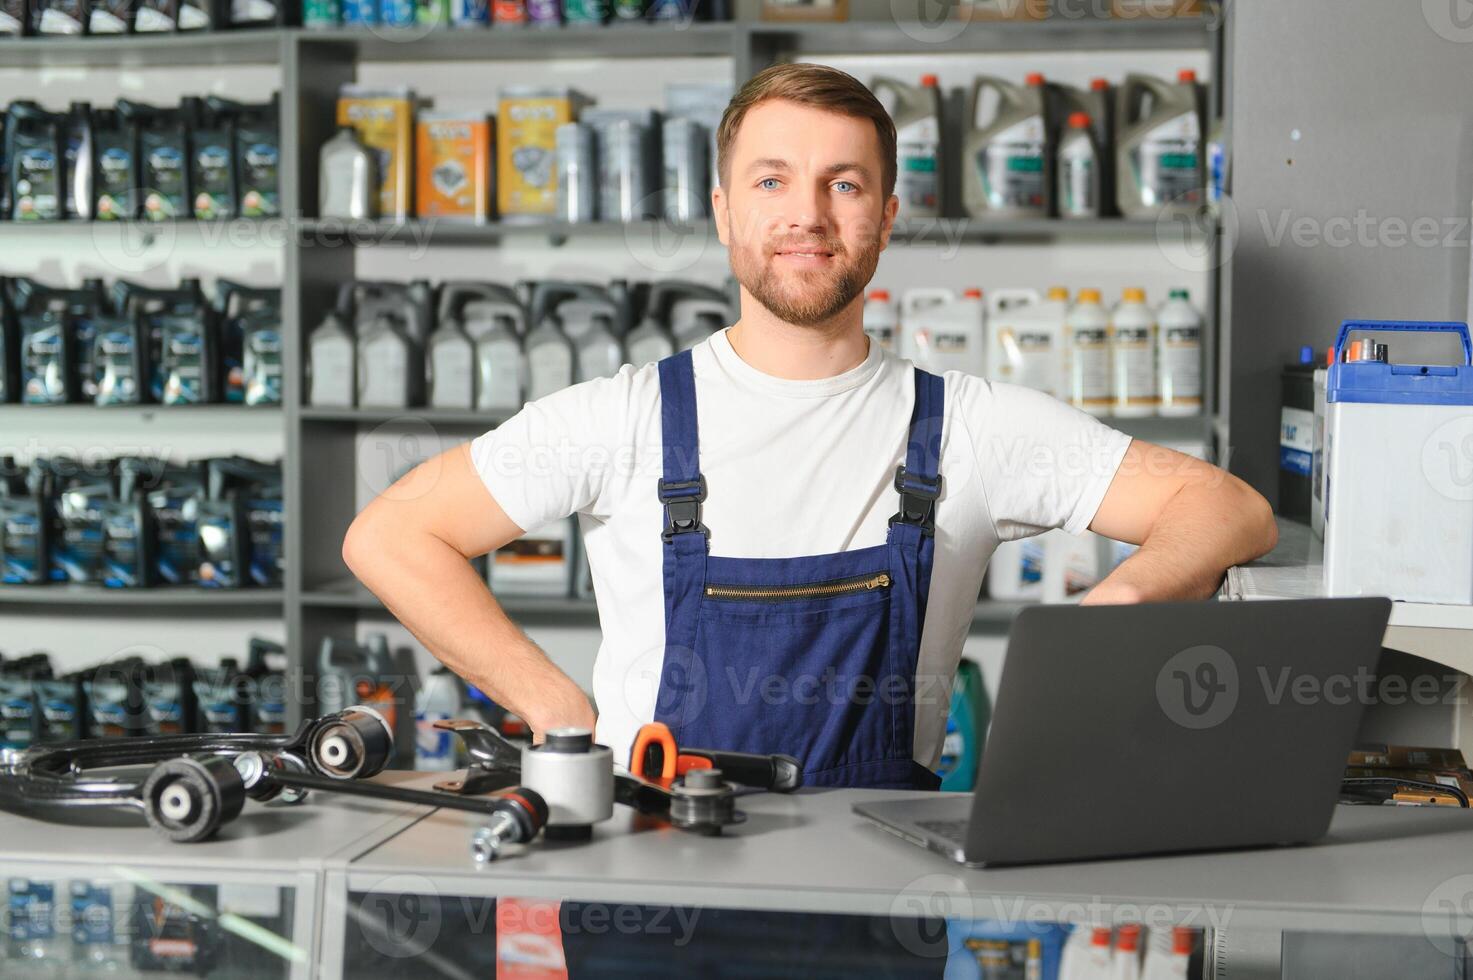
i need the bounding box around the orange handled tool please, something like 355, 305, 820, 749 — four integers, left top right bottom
628, 723, 802, 792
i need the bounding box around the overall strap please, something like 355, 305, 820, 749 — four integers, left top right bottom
890, 367, 945, 536
657, 349, 708, 541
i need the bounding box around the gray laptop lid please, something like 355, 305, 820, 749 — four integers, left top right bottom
967, 597, 1393, 865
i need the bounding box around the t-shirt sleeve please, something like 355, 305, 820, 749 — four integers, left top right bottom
468, 370, 630, 533
955, 375, 1133, 541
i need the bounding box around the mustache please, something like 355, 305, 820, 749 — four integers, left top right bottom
767, 237, 845, 257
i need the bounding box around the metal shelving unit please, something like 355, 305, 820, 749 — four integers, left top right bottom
0, 585, 285, 610
4, 11, 1218, 726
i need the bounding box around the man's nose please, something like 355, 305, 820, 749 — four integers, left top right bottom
786, 181, 829, 231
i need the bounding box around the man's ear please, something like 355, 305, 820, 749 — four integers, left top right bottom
879, 193, 899, 251
711, 182, 727, 246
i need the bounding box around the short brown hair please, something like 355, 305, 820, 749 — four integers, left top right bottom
716, 63, 898, 199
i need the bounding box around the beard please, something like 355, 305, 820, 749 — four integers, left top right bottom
727, 220, 884, 328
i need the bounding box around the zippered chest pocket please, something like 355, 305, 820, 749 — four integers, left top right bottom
704, 572, 891, 603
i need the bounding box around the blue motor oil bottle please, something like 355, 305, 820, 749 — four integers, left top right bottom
160, 307, 220, 406
189, 95, 237, 221
112, 278, 207, 403
56, 464, 115, 585
94, 304, 149, 406
193, 657, 248, 733
33, 663, 87, 742
187, 457, 275, 588
97, 103, 144, 221
0, 277, 18, 403
0, 658, 42, 749
245, 638, 286, 734
85, 657, 148, 737
4, 101, 64, 222
937, 658, 990, 792
213, 280, 281, 405
234, 95, 280, 218
0, 459, 54, 585
146, 461, 207, 585
101, 457, 164, 588
133, 101, 191, 222
144, 657, 201, 736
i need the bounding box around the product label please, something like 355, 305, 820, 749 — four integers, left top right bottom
525, 342, 572, 400
142, 139, 186, 220
1110, 323, 1158, 407
997, 328, 1056, 396
13, 147, 61, 221
89, 0, 130, 30
244, 328, 283, 405
1059, 147, 1096, 217
416, 117, 489, 219
162, 330, 204, 404
70, 883, 114, 947
309, 335, 354, 406
1280, 406, 1313, 475
430, 342, 474, 407
247, 497, 283, 586
7, 881, 54, 942
450, 0, 488, 23
497, 94, 576, 217
338, 94, 413, 219
977, 117, 1046, 212
340, 0, 375, 22
95, 143, 135, 220
897, 116, 940, 213
1135, 113, 1202, 208
22, 322, 66, 404
1067, 326, 1110, 407
238, 138, 278, 216
477, 340, 523, 412
1160, 325, 1202, 407
360, 335, 408, 405
192, 139, 234, 219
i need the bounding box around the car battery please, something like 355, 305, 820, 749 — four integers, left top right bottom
1324, 320, 1473, 605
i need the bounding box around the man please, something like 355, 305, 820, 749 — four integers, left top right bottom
343, 63, 1276, 788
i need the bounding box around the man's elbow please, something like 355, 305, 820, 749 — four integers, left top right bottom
342, 508, 384, 581
1234, 482, 1278, 559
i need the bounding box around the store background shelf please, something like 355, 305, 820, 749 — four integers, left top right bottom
0, 585, 285, 611
2, 10, 1224, 724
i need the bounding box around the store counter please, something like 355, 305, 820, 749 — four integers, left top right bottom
2, 774, 1472, 977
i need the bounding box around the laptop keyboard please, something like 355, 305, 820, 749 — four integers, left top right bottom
916, 818, 969, 846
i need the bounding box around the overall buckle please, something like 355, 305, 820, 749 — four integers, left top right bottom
659, 476, 709, 542
889, 465, 940, 535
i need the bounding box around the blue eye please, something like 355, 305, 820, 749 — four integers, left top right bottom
834, 181, 857, 193
759, 178, 780, 190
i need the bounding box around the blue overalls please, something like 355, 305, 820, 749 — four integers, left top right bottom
653, 348, 945, 791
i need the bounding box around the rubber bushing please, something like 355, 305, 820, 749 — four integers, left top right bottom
141, 757, 247, 843
308, 706, 394, 780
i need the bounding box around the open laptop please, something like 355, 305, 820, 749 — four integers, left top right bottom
855, 597, 1393, 866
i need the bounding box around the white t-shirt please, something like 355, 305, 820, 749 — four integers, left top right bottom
471, 327, 1132, 770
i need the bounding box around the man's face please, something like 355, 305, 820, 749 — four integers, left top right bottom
714, 99, 898, 328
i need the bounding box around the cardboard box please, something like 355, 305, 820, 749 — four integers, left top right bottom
416, 112, 493, 222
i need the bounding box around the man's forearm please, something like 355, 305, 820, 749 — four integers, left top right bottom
1086, 482, 1278, 603
343, 522, 594, 736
